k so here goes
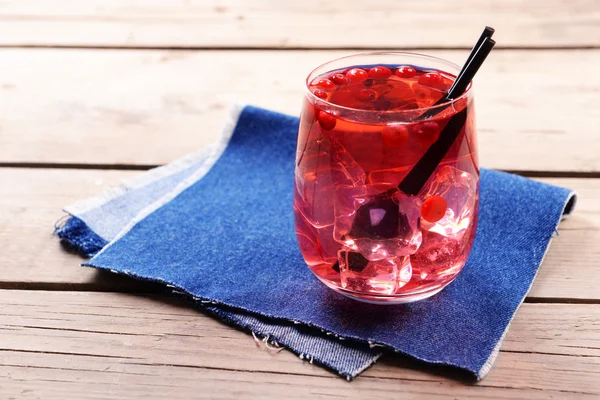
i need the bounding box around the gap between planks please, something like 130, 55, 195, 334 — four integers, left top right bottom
2, 162, 600, 179
0, 282, 598, 305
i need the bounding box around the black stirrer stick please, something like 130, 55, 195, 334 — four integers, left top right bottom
399, 37, 496, 195
449, 26, 495, 98
419, 26, 494, 120
345, 33, 496, 243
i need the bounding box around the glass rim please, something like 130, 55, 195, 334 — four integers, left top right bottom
304, 51, 472, 117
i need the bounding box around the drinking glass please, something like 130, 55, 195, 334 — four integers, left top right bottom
294, 52, 479, 304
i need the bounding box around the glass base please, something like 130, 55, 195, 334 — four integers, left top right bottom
317, 275, 457, 304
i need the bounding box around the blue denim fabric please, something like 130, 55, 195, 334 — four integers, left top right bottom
56, 108, 382, 378
57, 151, 214, 257
58, 214, 380, 377
57, 216, 108, 256
200, 304, 381, 374
62, 106, 574, 379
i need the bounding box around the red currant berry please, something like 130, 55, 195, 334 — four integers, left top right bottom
418, 72, 445, 90
382, 125, 409, 148
312, 89, 328, 99
421, 196, 447, 223
396, 65, 417, 79
368, 66, 392, 79
318, 111, 337, 131
354, 88, 378, 102
415, 121, 440, 144
346, 68, 368, 84
329, 73, 349, 85
315, 79, 335, 90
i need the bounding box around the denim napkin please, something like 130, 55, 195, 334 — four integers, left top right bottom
57, 104, 575, 380
58, 114, 381, 378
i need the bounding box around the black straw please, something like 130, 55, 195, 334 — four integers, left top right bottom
422, 27, 495, 117
446, 37, 495, 99
398, 108, 468, 195
398, 34, 496, 195
449, 26, 495, 99
345, 27, 497, 246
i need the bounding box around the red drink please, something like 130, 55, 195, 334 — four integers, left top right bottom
294, 53, 479, 303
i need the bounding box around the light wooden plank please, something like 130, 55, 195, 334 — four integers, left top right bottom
0, 168, 159, 291
0, 49, 598, 172
0, 167, 597, 300
0, 0, 597, 48
0, 290, 598, 399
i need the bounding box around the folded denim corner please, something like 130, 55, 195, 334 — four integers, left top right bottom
55, 215, 107, 257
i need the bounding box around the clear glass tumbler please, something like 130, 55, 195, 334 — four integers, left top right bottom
294, 52, 479, 304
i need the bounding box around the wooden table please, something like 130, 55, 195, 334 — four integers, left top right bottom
1, 2, 599, 398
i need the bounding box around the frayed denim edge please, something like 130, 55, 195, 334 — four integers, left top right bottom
55, 215, 108, 258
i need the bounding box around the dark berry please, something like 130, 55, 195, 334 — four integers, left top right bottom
349, 196, 408, 239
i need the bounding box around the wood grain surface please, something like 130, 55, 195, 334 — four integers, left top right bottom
0, 290, 598, 399
0, 49, 598, 171
1, 1, 599, 398
0, 0, 597, 48
0, 168, 597, 300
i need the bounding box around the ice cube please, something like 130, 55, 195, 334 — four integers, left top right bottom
331, 140, 369, 243
338, 250, 412, 295
332, 140, 367, 186
420, 165, 478, 240
379, 80, 414, 110
338, 129, 384, 172
412, 84, 446, 109
315, 224, 339, 264
295, 137, 348, 228
368, 167, 411, 188
330, 139, 422, 296
334, 188, 422, 261
410, 230, 469, 280
294, 205, 321, 267
294, 164, 336, 228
